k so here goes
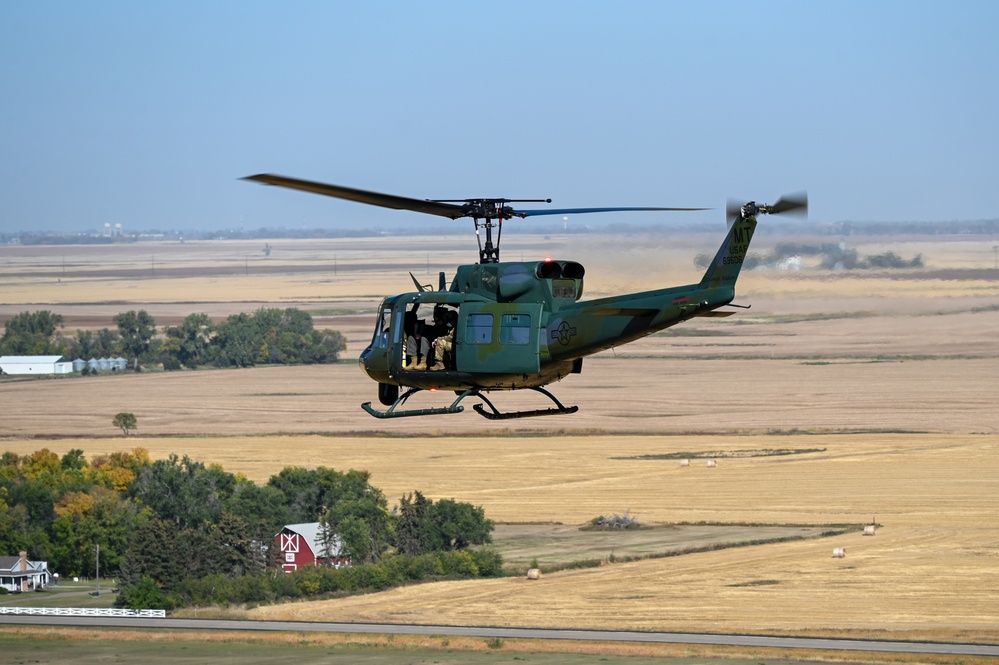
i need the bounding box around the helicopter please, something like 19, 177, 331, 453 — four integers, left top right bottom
244, 173, 806, 419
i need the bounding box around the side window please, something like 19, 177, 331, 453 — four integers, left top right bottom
465, 313, 493, 344
552, 279, 577, 299
499, 313, 531, 345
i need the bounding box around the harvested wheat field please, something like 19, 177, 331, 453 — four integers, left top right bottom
2, 232, 999, 643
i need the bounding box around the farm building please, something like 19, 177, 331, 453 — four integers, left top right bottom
274, 522, 349, 572
0, 552, 51, 592
82, 357, 128, 372
0, 355, 73, 375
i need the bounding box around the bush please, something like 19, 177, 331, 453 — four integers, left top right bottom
439, 550, 479, 577
471, 549, 504, 577
118, 575, 171, 610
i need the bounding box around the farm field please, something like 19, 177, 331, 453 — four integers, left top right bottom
2, 231, 998, 645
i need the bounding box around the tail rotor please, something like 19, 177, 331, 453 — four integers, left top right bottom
727, 192, 808, 225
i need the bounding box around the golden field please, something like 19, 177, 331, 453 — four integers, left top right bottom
2, 231, 998, 643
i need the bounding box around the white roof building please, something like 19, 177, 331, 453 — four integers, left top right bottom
0, 356, 73, 375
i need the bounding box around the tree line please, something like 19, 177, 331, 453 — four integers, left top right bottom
0, 448, 496, 609
0, 308, 346, 371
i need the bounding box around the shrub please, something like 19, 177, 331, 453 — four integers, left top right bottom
118, 575, 171, 610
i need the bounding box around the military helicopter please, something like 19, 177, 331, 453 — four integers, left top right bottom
244, 174, 806, 419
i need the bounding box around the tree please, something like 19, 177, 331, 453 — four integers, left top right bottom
394, 493, 494, 554
49, 487, 142, 577
205, 513, 254, 577
317, 469, 393, 564
224, 480, 290, 541
210, 308, 345, 367
128, 454, 235, 531
163, 313, 213, 369
60, 449, 87, 471
0, 310, 66, 356
396, 491, 433, 556
113, 310, 156, 369
65, 328, 120, 361
112, 412, 137, 437
117, 517, 185, 590
266, 467, 321, 524
428, 498, 494, 551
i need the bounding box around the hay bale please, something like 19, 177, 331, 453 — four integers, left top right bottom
863, 525, 876, 536
832, 547, 846, 558
527, 568, 542, 580
706, 459, 716, 468
680, 459, 690, 467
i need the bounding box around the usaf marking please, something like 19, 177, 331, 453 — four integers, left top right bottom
550, 321, 577, 345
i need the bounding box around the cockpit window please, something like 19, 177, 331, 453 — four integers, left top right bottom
372, 307, 391, 348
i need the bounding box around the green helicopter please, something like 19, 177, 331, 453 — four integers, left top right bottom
245, 174, 805, 419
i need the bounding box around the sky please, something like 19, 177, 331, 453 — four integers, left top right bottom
2, 1, 997, 234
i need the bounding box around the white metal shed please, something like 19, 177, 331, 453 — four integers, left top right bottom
0, 355, 73, 375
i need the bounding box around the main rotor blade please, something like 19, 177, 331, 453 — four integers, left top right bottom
243, 174, 468, 219
514, 206, 709, 218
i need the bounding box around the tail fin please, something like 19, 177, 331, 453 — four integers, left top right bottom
698, 215, 757, 289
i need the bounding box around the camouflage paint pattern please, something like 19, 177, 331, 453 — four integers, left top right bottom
358, 215, 758, 392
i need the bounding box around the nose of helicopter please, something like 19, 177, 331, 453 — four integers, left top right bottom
358, 344, 372, 374
357, 343, 390, 383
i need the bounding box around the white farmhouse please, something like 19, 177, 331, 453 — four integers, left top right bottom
0, 552, 51, 592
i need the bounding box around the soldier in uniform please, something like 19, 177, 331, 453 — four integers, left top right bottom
430, 309, 457, 370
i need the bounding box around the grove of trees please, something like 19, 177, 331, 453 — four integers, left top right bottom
0, 448, 497, 610
0, 308, 346, 371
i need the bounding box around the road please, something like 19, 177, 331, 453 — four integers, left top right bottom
2, 615, 997, 657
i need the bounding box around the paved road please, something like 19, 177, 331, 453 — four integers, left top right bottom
2, 615, 998, 657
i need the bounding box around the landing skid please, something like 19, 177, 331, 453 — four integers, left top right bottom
361, 386, 578, 419
472, 386, 579, 420
362, 387, 470, 419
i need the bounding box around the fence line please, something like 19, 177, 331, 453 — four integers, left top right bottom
0, 606, 165, 618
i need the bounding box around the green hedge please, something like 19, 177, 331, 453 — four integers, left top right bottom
158, 549, 503, 610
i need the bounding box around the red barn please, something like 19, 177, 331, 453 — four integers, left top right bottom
274, 522, 349, 573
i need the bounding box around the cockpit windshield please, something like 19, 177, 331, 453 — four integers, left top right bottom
371, 306, 391, 348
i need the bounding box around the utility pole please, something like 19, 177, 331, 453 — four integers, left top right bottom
95, 544, 100, 596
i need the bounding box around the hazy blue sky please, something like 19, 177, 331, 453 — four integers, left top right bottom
2, 1, 996, 234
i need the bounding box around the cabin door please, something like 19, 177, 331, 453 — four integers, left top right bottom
456, 302, 542, 375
